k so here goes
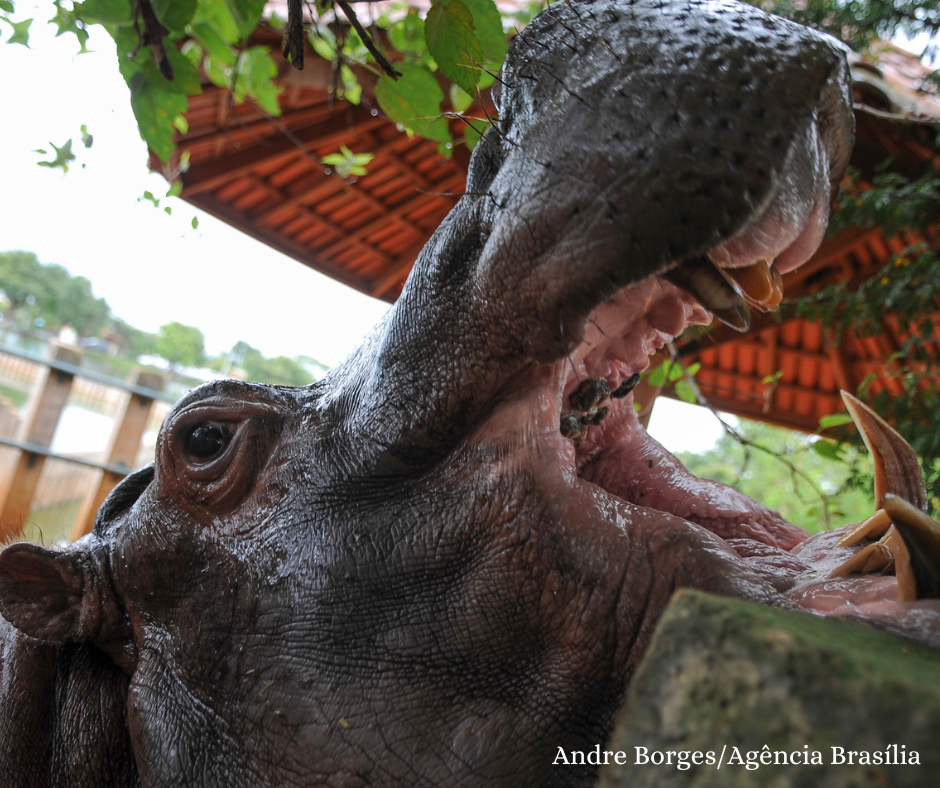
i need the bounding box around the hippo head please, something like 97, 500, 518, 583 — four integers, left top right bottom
2, 1, 936, 786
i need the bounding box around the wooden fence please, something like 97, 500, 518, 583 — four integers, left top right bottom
0, 344, 175, 544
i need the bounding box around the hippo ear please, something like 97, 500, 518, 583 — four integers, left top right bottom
0, 543, 99, 643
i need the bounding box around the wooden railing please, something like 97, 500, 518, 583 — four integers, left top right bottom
0, 344, 175, 543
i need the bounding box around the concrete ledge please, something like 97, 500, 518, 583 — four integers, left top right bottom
599, 590, 940, 787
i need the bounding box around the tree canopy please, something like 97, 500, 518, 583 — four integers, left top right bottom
0, 250, 109, 336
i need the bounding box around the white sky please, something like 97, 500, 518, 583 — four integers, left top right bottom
0, 9, 724, 453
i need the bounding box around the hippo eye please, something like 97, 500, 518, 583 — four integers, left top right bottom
184, 422, 230, 462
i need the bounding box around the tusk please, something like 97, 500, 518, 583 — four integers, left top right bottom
829, 539, 894, 578
765, 265, 784, 308
836, 508, 892, 547
841, 391, 927, 512
884, 494, 940, 601
727, 259, 774, 304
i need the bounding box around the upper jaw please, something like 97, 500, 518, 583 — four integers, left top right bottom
665, 66, 855, 332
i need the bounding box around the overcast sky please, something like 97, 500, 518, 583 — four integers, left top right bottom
0, 8, 725, 452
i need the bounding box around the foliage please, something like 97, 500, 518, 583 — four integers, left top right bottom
0, 0, 511, 168
112, 317, 158, 357
0, 250, 109, 336
1, 0, 935, 170
787, 164, 940, 508
155, 321, 206, 370
217, 340, 323, 386
647, 359, 701, 404
322, 146, 374, 179
755, 0, 940, 54
677, 418, 875, 533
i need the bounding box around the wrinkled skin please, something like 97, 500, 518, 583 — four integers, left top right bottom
1, 1, 935, 786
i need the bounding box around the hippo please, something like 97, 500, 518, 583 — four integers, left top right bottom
2, 0, 939, 785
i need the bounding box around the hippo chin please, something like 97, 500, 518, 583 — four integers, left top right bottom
2, 0, 939, 786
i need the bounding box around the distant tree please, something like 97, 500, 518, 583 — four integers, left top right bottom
676, 419, 875, 533
237, 343, 319, 386
112, 317, 157, 358
156, 321, 206, 371
35, 263, 110, 337
0, 250, 110, 336
0, 251, 44, 329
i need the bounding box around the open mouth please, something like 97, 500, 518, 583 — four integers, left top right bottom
551, 100, 845, 549
531, 81, 940, 626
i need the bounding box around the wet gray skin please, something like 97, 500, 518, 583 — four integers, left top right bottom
1, 1, 929, 786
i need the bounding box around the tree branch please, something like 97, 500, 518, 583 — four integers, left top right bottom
335, 0, 401, 79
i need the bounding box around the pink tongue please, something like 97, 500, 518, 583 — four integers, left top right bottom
578, 401, 808, 550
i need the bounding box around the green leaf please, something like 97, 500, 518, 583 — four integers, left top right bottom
389, 11, 426, 56
459, 0, 507, 67
181, 39, 203, 67
811, 439, 846, 463
818, 412, 855, 430
308, 25, 336, 61
192, 216, 199, 230
160, 47, 203, 94
36, 139, 75, 172
685, 361, 701, 377
425, 0, 484, 95
225, 0, 266, 39
675, 378, 696, 404
192, 21, 237, 66
310, 35, 335, 61
450, 84, 474, 113
323, 146, 373, 179
193, 1, 239, 41
667, 362, 684, 383
2, 15, 31, 46
204, 56, 230, 89
152, 0, 196, 30
164, 206, 172, 215
647, 364, 667, 388
235, 47, 282, 115
375, 63, 451, 144
80, 124, 94, 148
166, 180, 184, 198
0, 1, 14, 13
340, 65, 361, 105
80, 0, 132, 25
128, 71, 189, 163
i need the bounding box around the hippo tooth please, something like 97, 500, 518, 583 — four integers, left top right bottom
841, 391, 927, 512
728, 259, 774, 304
827, 394, 931, 586
767, 265, 784, 307
884, 495, 940, 602
664, 256, 751, 332
829, 538, 894, 578
837, 508, 892, 547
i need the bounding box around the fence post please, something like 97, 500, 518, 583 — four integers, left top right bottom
71, 368, 166, 540
0, 343, 82, 541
